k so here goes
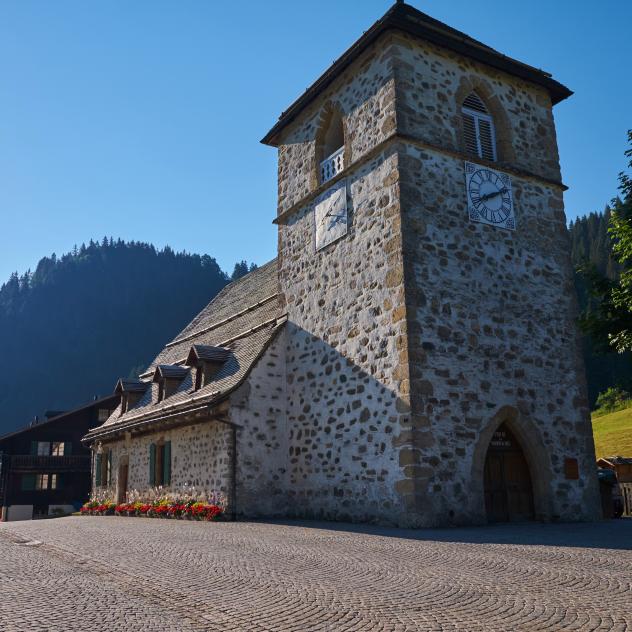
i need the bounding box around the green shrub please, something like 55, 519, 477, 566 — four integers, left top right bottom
594, 386, 631, 416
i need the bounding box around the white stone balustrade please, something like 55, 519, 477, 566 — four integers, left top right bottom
320, 146, 344, 183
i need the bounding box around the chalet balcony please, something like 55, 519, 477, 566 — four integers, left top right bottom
9, 455, 91, 472
320, 146, 344, 184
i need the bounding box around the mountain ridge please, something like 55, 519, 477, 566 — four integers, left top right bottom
0, 238, 255, 435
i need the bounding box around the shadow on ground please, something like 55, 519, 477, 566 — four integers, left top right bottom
251, 517, 632, 551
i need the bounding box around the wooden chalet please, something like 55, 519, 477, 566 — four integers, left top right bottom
0, 394, 119, 521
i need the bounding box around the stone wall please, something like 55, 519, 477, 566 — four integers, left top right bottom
92, 331, 288, 517
274, 28, 600, 526
276, 35, 398, 216
94, 421, 233, 504
278, 144, 416, 525
397, 140, 600, 524
229, 328, 289, 518
391, 34, 562, 183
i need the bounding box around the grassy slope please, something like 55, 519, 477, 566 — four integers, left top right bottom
592, 406, 632, 459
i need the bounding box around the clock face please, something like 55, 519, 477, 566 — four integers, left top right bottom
314, 179, 348, 251
464, 162, 515, 231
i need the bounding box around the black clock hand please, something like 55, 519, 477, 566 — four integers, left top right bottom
479, 187, 508, 202
318, 208, 335, 227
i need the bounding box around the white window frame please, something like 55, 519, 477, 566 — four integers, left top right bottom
35, 474, 49, 490
462, 106, 497, 162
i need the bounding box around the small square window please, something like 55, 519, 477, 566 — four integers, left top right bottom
36, 474, 49, 490
37, 442, 50, 456
51, 442, 65, 456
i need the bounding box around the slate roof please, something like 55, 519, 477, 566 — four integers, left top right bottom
261, 1, 572, 146
152, 365, 190, 381
599, 457, 632, 466
115, 379, 150, 394
187, 345, 231, 364
85, 260, 284, 440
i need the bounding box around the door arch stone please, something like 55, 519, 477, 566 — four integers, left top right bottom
470, 406, 553, 522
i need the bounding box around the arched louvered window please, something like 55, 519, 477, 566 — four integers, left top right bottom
462, 93, 496, 162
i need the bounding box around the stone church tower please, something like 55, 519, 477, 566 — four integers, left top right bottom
262, 1, 601, 526
87, 1, 601, 529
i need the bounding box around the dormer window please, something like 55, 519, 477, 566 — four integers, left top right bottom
462, 93, 496, 162
186, 345, 230, 391
318, 108, 345, 184
115, 378, 150, 416
152, 365, 189, 402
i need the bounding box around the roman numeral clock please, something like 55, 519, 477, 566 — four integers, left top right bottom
465, 161, 515, 231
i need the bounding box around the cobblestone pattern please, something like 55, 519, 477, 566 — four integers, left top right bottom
1, 517, 631, 631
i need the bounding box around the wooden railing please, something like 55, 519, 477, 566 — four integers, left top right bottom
621, 483, 632, 517
0, 453, 8, 504
9, 455, 91, 472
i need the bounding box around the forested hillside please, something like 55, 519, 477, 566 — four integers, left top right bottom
0, 239, 255, 435
0, 211, 625, 436
569, 206, 632, 405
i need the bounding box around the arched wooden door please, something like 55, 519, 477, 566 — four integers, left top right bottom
484, 423, 534, 522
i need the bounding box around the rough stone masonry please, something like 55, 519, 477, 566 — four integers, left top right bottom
271, 11, 600, 526
87, 2, 601, 528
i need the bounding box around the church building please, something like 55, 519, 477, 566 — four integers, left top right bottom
84, 1, 601, 526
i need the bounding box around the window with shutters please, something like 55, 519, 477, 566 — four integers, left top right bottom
95, 450, 112, 488
149, 441, 171, 487
26, 473, 60, 490
462, 92, 496, 162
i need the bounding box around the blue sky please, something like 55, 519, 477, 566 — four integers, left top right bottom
0, 1, 629, 282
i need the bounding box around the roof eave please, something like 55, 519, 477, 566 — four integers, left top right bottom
0, 394, 120, 444
261, 4, 571, 147
82, 321, 287, 444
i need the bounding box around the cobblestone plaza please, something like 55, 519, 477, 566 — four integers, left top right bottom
1, 517, 630, 631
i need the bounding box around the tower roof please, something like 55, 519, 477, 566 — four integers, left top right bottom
261, 1, 572, 146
